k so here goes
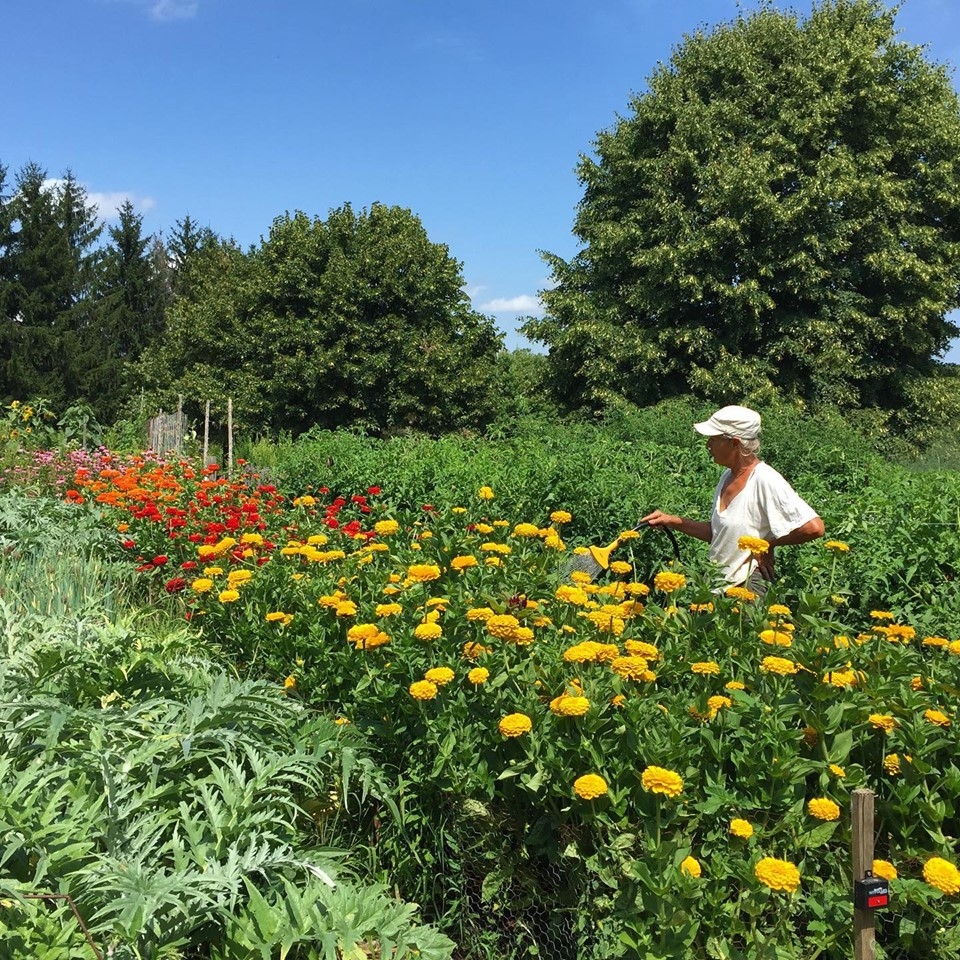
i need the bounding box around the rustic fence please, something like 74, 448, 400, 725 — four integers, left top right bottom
146, 397, 236, 477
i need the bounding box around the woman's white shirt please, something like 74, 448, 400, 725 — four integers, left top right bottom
709, 461, 818, 585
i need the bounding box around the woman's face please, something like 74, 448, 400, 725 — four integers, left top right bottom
705, 434, 739, 466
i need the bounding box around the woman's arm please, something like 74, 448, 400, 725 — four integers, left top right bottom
641, 509, 713, 544
768, 516, 825, 547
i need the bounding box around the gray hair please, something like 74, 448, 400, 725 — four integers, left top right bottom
740, 436, 761, 456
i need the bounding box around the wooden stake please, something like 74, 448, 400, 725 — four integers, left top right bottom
852, 788, 876, 960
227, 398, 233, 480
203, 400, 210, 467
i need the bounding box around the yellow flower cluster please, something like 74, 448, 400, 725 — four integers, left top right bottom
759, 629, 792, 647
640, 765, 683, 798
424, 666, 455, 685
549, 695, 590, 717
563, 641, 619, 663
653, 571, 686, 593
409, 680, 438, 701
414, 622, 443, 641
730, 818, 754, 839
609, 656, 651, 681
924, 709, 951, 727
738, 535, 770, 556
573, 774, 607, 800
498, 713, 532, 737
807, 797, 841, 821
760, 656, 798, 676
868, 714, 898, 733
755, 857, 801, 893
486, 614, 521, 640
873, 859, 897, 881
347, 623, 390, 650
923, 857, 960, 895
691, 661, 721, 676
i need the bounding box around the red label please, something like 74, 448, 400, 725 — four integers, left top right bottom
867, 895, 888, 909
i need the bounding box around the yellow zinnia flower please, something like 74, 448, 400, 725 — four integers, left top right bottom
653, 571, 686, 593
730, 818, 754, 839
407, 563, 441, 583
498, 713, 532, 738
409, 680, 439, 701
691, 661, 721, 676
680, 856, 702, 878
924, 708, 951, 727
467, 667, 489, 685
760, 656, 798, 676
738, 535, 769, 556
486, 614, 520, 640
549, 695, 590, 717
478, 486, 495, 500
424, 666, 455, 686
923, 857, 960, 895
868, 714, 897, 733
807, 797, 841, 821
755, 857, 801, 893
824, 540, 850, 553
414, 622, 443, 641
640, 766, 683, 798
450, 554, 479, 570
550, 510, 572, 524
873, 859, 898, 881
218, 589, 240, 603
759, 629, 792, 647
573, 774, 607, 800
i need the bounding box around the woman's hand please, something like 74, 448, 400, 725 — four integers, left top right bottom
642, 511, 713, 543
642, 509, 682, 528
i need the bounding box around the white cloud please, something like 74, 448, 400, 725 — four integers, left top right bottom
100, 0, 198, 21
41, 179, 157, 219
149, 0, 198, 21
477, 294, 543, 314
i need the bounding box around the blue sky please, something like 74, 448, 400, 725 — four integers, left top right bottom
6, 0, 960, 356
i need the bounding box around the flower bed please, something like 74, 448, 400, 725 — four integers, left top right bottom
65, 455, 960, 958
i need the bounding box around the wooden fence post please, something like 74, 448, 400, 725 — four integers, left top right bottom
203, 400, 210, 467
852, 788, 876, 960
227, 398, 233, 480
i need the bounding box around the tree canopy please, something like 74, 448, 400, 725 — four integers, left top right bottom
524, 0, 960, 415
138, 203, 504, 436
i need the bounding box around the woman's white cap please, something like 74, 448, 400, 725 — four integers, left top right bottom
694, 405, 762, 440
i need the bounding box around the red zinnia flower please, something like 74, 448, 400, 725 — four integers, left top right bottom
165, 577, 187, 593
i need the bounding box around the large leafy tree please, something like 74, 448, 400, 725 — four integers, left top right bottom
139, 203, 503, 435
524, 0, 960, 414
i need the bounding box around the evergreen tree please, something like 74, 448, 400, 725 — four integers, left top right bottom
1, 164, 102, 406
79, 200, 167, 421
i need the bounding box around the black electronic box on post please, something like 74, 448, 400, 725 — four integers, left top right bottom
854, 872, 890, 910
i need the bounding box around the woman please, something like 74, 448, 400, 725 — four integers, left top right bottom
642, 405, 824, 592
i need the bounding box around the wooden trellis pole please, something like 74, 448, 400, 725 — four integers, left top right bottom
202, 400, 210, 467
227, 398, 234, 480
852, 788, 876, 960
